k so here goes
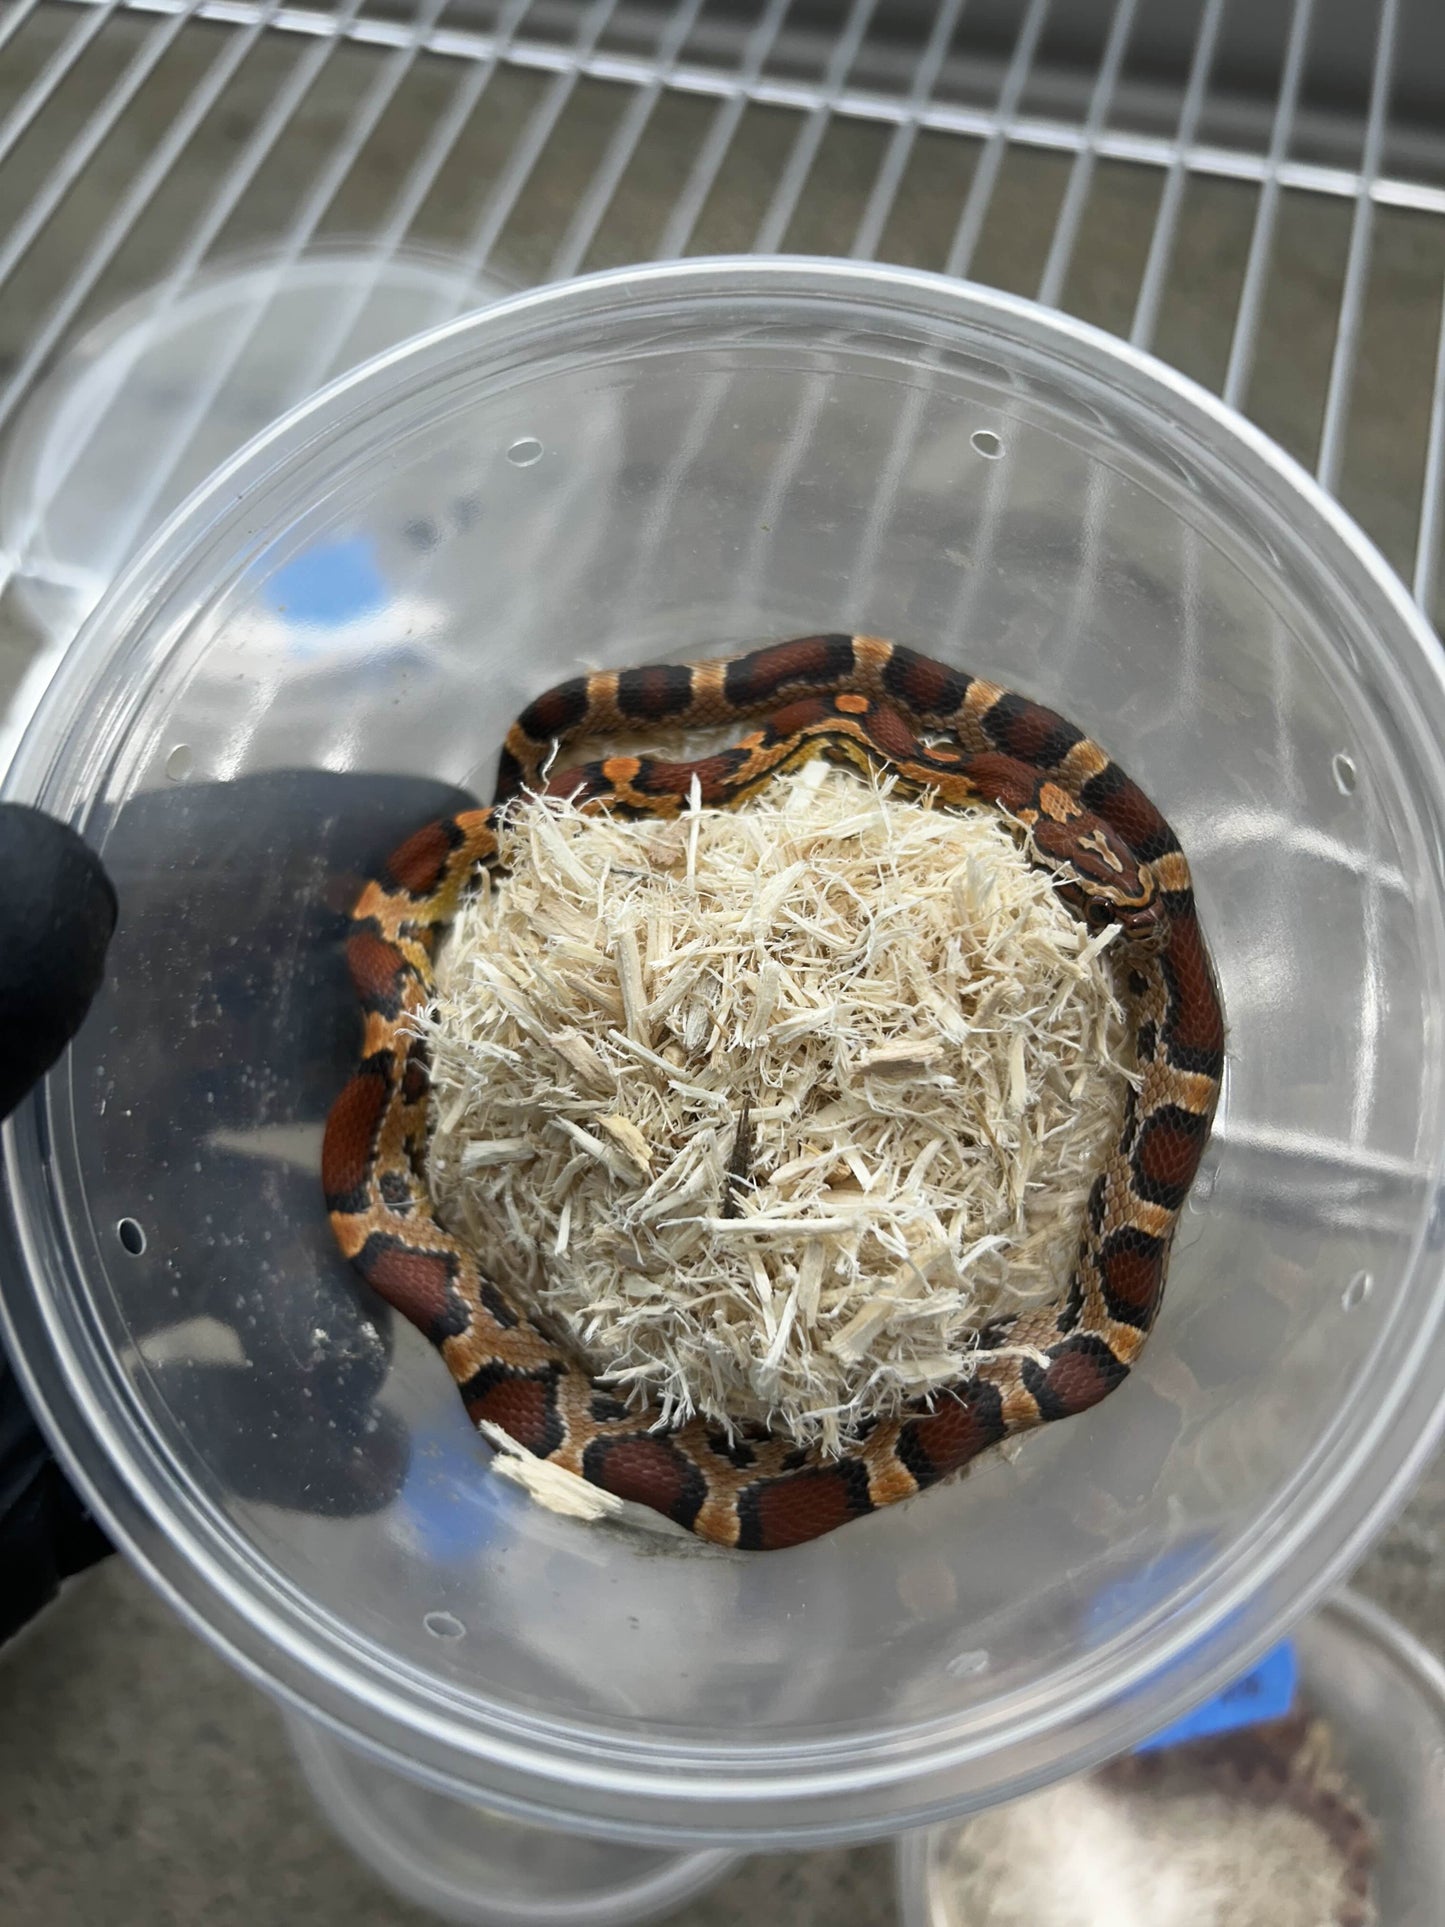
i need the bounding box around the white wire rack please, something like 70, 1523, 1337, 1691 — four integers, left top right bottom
3, 0, 1445, 628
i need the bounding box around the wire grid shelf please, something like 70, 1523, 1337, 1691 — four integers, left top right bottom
2, 0, 1445, 640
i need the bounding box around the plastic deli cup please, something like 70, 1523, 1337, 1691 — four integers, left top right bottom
2, 260, 1443, 1844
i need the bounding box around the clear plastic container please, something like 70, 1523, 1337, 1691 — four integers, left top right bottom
0, 242, 507, 641
288, 1715, 740, 1926
3, 259, 1445, 1846
895, 1590, 1445, 1926
0, 244, 515, 776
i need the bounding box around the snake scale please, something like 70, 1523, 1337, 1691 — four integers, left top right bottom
323, 635, 1223, 1550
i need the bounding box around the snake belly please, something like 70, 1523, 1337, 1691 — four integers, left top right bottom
323, 636, 1224, 1551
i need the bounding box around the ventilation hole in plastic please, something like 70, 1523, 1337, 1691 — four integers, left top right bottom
1341, 1271, 1372, 1312
945, 1649, 989, 1678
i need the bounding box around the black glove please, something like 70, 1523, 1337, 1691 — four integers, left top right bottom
0, 805, 119, 1646
0, 770, 479, 1651
0, 806, 116, 1117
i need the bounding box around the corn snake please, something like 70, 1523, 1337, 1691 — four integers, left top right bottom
323, 635, 1223, 1550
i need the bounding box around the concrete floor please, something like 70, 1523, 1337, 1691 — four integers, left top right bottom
1, 9, 1443, 1922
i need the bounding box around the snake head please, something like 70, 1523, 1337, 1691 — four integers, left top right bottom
1031, 803, 1165, 951
1057, 870, 1165, 951
1092, 886, 1166, 949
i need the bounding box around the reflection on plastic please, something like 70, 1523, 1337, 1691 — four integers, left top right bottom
269, 535, 388, 632
76, 767, 479, 1523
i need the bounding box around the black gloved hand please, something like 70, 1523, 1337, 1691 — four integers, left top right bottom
0, 805, 116, 1118
0, 769, 480, 1653
0, 804, 119, 1646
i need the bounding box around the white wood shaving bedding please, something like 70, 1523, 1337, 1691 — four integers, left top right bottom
478, 1421, 699, 1541
931, 1764, 1375, 1927
419, 760, 1134, 1454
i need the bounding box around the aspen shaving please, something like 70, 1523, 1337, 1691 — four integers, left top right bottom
933, 1776, 1373, 1927
420, 762, 1134, 1455
478, 1422, 692, 1538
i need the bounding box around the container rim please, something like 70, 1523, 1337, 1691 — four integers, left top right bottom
3, 256, 1444, 1845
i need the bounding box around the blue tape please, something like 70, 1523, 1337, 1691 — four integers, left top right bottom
1133, 1641, 1298, 1754
1083, 1553, 1298, 1756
